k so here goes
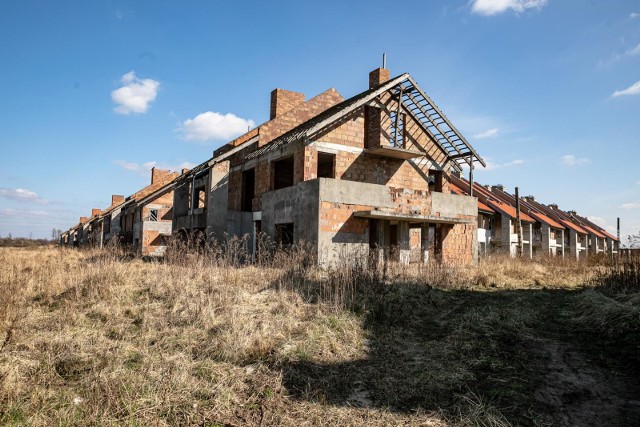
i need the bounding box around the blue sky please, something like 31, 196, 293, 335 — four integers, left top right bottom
1, 0, 639, 243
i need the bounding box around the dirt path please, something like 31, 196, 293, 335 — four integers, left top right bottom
534, 339, 639, 426
528, 291, 640, 426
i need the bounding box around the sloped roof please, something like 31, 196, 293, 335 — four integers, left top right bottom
581, 225, 607, 239
528, 211, 565, 230
451, 175, 535, 222
600, 229, 619, 241
128, 173, 178, 204
560, 219, 588, 235
245, 73, 485, 170
450, 182, 494, 213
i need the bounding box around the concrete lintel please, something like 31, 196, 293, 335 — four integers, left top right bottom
354, 210, 472, 224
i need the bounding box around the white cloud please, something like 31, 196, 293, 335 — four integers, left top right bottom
587, 216, 617, 235
620, 200, 640, 210
625, 43, 640, 56
111, 71, 160, 114
482, 158, 525, 171
470, 0, 547, 16
631, 12, 639, 19
611, 80, 640, 98
0, 208, 50, 218
473, 128, 499, 139
114, 160, 196, 176
561, 154, 590, 166
0, 187, 48, 204
179, 111, 255, 142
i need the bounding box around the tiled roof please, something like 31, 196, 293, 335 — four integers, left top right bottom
528, 211, 565, 230
450, 182, 494, 213
582, 225, 607, 239
560, 219, 588, 235
600, 229, 618, 241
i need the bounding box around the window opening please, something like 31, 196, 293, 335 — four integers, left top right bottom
275, 223, 294, 245
317, 152, 335, 178
273, 156, 294, 190
241, 168, 256, 211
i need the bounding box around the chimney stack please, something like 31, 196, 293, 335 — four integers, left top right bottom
525, 195, 535, 203
181, 167, 190, 175
80, 216, 88, 224
270, 89, 305, 120
111, 195, 125, 206
548, 204, 558, 210
568, 210, 577, 217
491, 184, 505, 192
369, 67, 390, 89
91, 208, 101, 217
151, 167, 171, 184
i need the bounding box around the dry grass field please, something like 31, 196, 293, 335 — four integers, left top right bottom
1, 245, 639, 426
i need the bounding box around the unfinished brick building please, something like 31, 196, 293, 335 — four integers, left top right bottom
60, 168, 178, 256
172, 68, 486, 265
119, 168, 178, 256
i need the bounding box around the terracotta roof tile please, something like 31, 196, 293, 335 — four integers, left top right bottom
528, 211, 565, 230
560, 219, 588, 235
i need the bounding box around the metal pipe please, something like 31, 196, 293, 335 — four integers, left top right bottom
469, 155, 474, 198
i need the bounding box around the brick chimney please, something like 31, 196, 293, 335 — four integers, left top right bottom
111, 195, 125, 206
369, 67, 390, 89
91, 208, 101, 217
525, 195, 535, 203
80, 216, 88, 224
270, 89, 305, 120
181, 168, 190, 175
491, 185, 505, 192
151, 167, 171, 184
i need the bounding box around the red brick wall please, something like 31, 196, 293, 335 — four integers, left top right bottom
259, 89, 344, 147
319, 202, 369, 235
440, 221, 476, 265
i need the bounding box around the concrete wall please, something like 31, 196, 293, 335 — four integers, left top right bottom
261, 179, 320, 254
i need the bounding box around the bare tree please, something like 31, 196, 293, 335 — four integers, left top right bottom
627, 231, 640, 249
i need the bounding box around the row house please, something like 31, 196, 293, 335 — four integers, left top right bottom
60, 168, 179, 256
118, 168, 178, 256
450, 175, 618, 259
450, 175, 536, 257
172, 67, 485, 266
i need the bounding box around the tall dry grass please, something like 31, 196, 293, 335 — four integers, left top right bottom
0, 241, 636, 426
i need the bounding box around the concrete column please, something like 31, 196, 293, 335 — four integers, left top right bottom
421, 224, 430, 264
570, 230, 579, 260
398, 221, 411, 265
560, 229, 565, 258
524, 223, 533, 259
541, 223, 551, 256
501, 214, 513, 257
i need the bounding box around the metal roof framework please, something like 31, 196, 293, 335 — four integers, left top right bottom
245, 74, 485, 172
